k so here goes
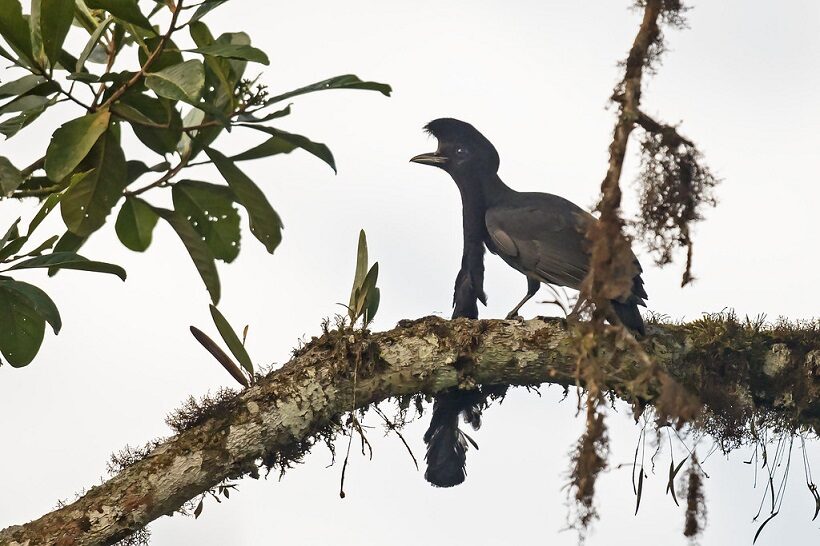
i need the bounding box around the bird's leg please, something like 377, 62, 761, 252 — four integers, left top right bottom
505, 278, 541, 320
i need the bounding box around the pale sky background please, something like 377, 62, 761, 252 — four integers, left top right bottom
1, 1, 819, 544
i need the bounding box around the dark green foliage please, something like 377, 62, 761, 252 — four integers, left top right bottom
0, 0, 390, 366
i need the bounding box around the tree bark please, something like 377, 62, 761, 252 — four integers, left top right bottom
1, 316, 818, 546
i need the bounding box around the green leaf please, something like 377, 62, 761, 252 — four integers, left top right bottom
85, 0, 154, 31
21, 234, 58, 257
0, 74, 45, 98
76, 14, 113, 72
348, 230, 368, 310
60, 131, 127, 236
138, 36, 183, 73
209, 304, 253, 376
0, 96, 56, 138
36, 0, 75, 66
0, 94, 51, 115
117, 92, 182, 155
27, 191, 62, 236
364, 286, 380, 325
0, 278, 61, 333
172, 181, 240, 263
204, 148, 283, 254
189, 0, 227, 23
47, 230, 87, 276
0, 285, 45, 367
236, 104, 291, 124
0, 0, 34, 66
152, 206, 220, 304
115, 195, 158, 252
44, 109, 111, 182
188, 43, 269, 65
236, 125, 336, 172
5, 251, 126, 280
0, 156, 24, 195
0, 218, 21, 251
189, 325, 248, 387
145, 60, 205, 103
264, 74, 392, 106
357, 263, 379, 317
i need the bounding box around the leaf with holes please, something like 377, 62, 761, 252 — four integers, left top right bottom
0, 279, 61, 334
172, 181, 240, 263
205, 148, 282, 255
264, 74, 392, 105
152, 206, 220, 304
60, 132, 127, 236
0, 285, 45, 367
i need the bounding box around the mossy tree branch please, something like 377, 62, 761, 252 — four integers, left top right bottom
0, 316, 817, 546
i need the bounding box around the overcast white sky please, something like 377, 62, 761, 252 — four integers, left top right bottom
1, 1, 819, 544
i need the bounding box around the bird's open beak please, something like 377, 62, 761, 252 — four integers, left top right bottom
410, 152, 448, 167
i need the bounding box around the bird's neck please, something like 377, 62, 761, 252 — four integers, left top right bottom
475, 172, 515, 208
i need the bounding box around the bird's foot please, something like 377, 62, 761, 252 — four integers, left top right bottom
504, 312, 525, 321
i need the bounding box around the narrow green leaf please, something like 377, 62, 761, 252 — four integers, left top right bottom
0, 0, 34, 66
5, 251, 126, 280
189, 325, 248, 387
21, 234, 58, 257
188, 44, 269, 65
0, 278, 61, 333
635, 466, 644, 515
27, 192, 62, 236
152, 206, 221, 304
209, 304, 253, 376
145, 60, 205, 103
172, 181, 240, 263
189, 0, 227, 23
348, 230, 367, 309
37, 0, 75, 66
0, 74, 45, 98
0, 96, 56, 139
115, 195, 158, 252
264, 74, 392, 106
85, 0, 154, 31
76, 14, 113, 72
47, 230, 87, 276
0, 218, 21, 251
0, 156, 24, 195
44, 109, 111, 182
236, 104, 291, 124
0, 94, 51, 115
59, 133, 127, 236
356, 262, 379, 317
204, 148, 283, 254
364, 286, 380, 325
0, 286, 45, 367
236, 125, 336, 172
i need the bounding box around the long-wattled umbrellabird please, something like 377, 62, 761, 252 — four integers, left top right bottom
411, 117, 648, 487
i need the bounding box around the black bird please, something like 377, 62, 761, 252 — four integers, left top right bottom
411, 118, 648, 332
412, 119, 648, 487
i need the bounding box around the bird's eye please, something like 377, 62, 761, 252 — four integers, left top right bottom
456, 147, 466, 155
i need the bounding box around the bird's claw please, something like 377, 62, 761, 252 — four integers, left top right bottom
505, 313, 525, 321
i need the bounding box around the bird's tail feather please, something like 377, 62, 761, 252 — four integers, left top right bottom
424, 390, 482, 488
610, 299, 645, 336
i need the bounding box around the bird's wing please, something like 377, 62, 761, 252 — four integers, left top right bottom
485, 195, 593, 290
